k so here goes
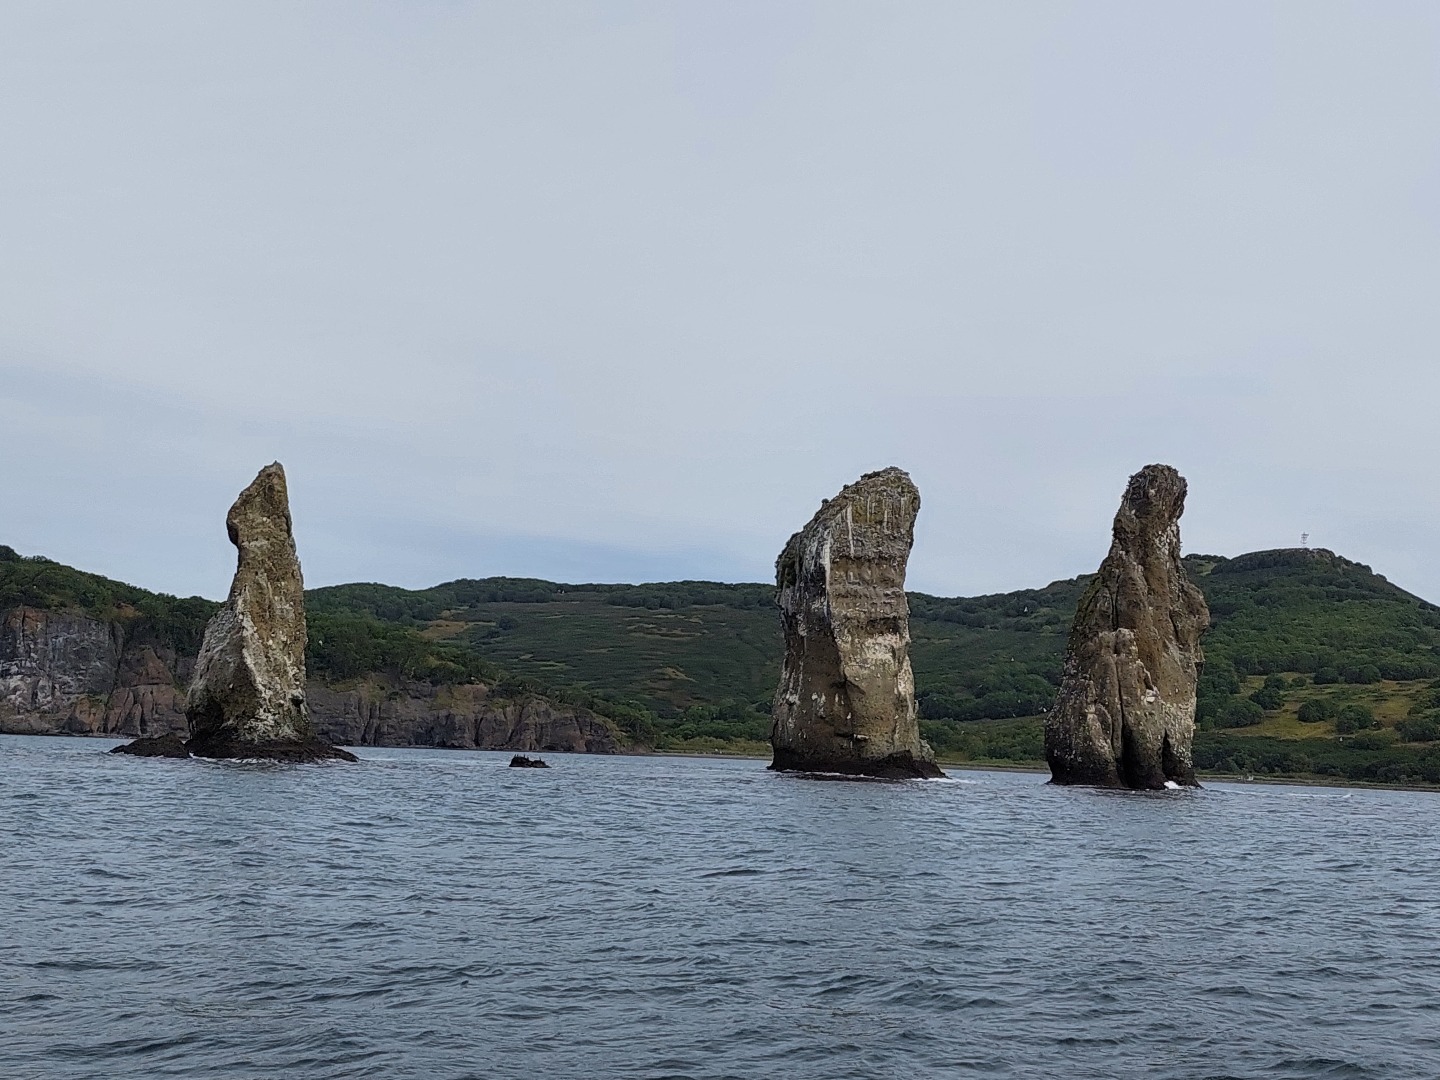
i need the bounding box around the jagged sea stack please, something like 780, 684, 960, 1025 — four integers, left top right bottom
1045, 464, 1209, 789
183, 463, 354, 762
770, 468, 942, 779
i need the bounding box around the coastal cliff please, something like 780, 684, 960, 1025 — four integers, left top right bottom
308, 680, 618, 752
0, 613, 618, 753
0, 606, 189, 738
2, 537, 625, 753
0, 605, 619, 754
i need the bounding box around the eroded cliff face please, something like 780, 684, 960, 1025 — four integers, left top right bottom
1, 607, 618, 753
1044, 464, 1210, 789
0, 607, 188, 738
770, 467, 942, 779
308, 681, 619, 753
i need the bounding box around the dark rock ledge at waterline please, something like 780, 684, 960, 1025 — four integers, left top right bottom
768, 467, 943, 780
1044, 464, 1210, 790
113, 732, 357, 762
110, 733, 190, 758
113, 462, 355, 764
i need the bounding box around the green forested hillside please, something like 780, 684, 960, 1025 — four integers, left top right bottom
11, 540, 1440, 782
309, 548, 1440, 780
0, 544, 216, 653
304, 578, 1085, 725
311, 549, 1440, 712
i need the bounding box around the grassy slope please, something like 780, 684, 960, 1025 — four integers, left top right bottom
455, 598, 778, 713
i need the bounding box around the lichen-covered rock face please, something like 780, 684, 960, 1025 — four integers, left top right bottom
185, 463, 352, 761
770, 467, 942, 779
0, 607, 120, 734
1045, 464, 1211, 789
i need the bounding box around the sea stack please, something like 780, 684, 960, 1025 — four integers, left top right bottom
770, 467, 942, 779
1045, 464, 1209, 789
182, 463, 353, 762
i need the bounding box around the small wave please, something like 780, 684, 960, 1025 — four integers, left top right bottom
1268, 1057, 1373, 1078
1217, 785, 1357, 800
774, 769, 940, 784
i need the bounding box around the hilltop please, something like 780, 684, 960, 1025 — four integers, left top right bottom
7, 542, 1440, 783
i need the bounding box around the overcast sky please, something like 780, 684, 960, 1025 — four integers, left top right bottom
2, 2, 1438, 601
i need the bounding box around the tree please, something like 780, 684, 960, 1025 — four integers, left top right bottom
1346, 664, 1383, 685
1335, 704, 1376, 734
1217, 700, 1264, 728
1297, 699, 1338, 724
1249, 676, 1286, 711
1397, 717, 1440, 742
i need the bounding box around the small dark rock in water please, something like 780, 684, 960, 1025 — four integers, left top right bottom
111, 734, 190, 758
509, 754, 549, 768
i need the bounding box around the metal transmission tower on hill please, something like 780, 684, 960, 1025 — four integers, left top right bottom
1301, 533, 1309, 548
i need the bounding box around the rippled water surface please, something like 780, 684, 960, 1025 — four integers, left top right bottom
4, 735, 1440, 1079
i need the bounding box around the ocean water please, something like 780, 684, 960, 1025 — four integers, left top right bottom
3, 736, 1440, 1080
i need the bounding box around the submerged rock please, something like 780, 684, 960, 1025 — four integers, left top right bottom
769, 468, 942, 779
508, 754, 549, 768
1045, 464, 1210, 789
110, 733, 190, 758
180, 463, 354, 763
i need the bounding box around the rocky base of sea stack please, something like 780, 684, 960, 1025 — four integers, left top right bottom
110, 734, 191, 758
1048, 770, 1200, 790
112, 733, 358, 762
769, 747, 944, 780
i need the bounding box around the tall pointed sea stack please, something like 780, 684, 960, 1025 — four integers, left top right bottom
183, 463, 354, 762
1045, 464, 1209, 789
770, 467, 942, 779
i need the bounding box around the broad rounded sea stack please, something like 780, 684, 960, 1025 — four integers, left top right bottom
183, 463, 355, 762
770, 467, 942, 779
1045, 464, 1210, 789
